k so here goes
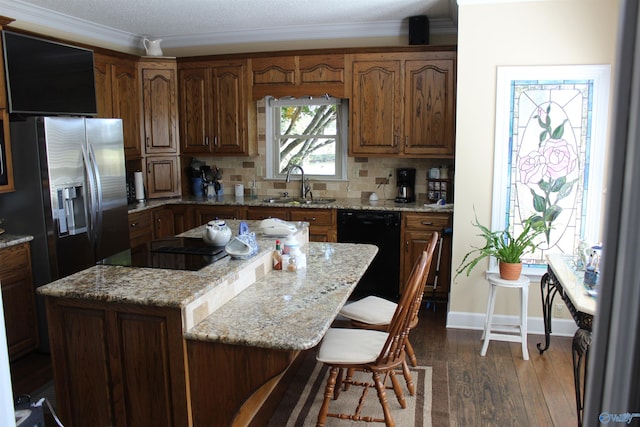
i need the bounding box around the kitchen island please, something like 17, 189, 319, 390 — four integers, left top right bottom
37, 221, 378, 427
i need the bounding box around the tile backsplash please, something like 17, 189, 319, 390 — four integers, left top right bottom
183, 100, 454, 202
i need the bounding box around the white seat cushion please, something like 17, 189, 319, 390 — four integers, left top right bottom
317, 328, 389, 364
339, 296, 397, 325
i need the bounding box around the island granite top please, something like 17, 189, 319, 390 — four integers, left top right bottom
186, 242, 378, 351
37, 220, 378, 351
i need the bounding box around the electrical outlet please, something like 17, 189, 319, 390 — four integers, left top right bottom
387, 168, 394, 179
554, 303, 564, 316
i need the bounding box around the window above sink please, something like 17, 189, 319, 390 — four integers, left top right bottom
265, 96, 348, 181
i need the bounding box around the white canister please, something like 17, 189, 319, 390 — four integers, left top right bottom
235, 183, 244, 197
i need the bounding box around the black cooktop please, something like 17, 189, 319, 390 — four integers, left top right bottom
100, 237, 229, 271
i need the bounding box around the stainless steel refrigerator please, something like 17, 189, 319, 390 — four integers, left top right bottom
0, 116, 130, 348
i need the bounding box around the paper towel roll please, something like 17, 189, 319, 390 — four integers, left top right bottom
134, 171, 145, 201
235, 183, 244, 197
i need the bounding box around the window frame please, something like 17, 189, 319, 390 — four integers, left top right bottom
265, 96, 348, 181
491, 65, 611, 278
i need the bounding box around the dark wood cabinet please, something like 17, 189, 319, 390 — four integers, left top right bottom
350, 51, 456, 158
0, 109, 15, 193
128, 210, 153, 247
0, 242, 38, 360
400, 212, 452, 300
94, 53, 142, 159
170, 204, 194, 235
45, 298, 190, 427
179, 61, 250, 155
289, 208, 337, 242
192, 205, 246, 225
250, 53, 346, 99
145, 156, 181, 198
141, 62, 179, 155
153, 207, 175, 239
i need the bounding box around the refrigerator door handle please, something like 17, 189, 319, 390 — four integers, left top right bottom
87, 143, 104, 246
82, 145, 98, 248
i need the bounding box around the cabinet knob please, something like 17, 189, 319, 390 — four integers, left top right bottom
205, 136, 209, 146
421, 221, 434, 226
214, 136, 218, 146
130, 222, 138, 228
304, 217, 317, 222
146, 137, 150, 147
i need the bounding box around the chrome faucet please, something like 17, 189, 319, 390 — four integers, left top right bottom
285, 164, 310, 199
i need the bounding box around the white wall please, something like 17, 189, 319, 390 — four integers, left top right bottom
449, 0, 620, 329
0, 289, 16, 427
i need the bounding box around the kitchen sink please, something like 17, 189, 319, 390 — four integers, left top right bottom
261, 197, 335, 205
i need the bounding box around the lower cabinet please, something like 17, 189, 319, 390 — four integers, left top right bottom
44, 298, 190, 427
153, 207, 175, 239
0, 242, 38, 360
400, 212, 452, 299
192, 205, 246, 225
246, 207, 337, 243
128, 210, 153, 247
289, 208, 337, 242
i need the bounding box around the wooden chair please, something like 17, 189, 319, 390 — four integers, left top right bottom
338, 233, 439, 395
315, 237, 437, 427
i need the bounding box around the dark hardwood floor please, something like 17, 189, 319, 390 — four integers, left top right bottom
414, 302, 577, 426
10, 351, 53, 397
8, 302, 576, 426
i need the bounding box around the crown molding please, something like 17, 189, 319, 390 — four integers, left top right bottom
0, 0, 458, 52
0, 0, 139, 47
162, 17, 458, 49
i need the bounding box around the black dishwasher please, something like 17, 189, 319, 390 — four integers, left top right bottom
337, 210, 401, 300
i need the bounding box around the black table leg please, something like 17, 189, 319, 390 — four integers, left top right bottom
572, 328, 591, 427
537, 272, 560, 354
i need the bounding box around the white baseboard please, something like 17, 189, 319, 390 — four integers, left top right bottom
446, 311, 578, 337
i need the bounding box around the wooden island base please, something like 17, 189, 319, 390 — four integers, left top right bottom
187, 340, 306, 426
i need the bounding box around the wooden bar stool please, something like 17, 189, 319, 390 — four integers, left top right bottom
481, 273, 531, 360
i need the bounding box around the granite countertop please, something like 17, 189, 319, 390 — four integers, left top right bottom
128, 195, 454, 214
0, 234, 34, 249
186, 242, 378, 351
37, 220, 379, 350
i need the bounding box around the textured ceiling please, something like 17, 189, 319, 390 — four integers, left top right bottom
1, 0, 457, 54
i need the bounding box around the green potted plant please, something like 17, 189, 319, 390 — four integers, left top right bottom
455, 213, 546, 280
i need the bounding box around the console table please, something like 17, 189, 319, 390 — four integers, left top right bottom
537, 254, 596, 427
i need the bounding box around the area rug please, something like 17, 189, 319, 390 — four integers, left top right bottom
268, 353, 450, 427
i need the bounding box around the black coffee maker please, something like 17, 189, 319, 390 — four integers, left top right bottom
395, 168, 416, 203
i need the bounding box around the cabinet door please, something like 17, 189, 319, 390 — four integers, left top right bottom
128, 210, 153, 247
112, 60, 142, 158
170, 204, 194, 234
45, 299, 190, 427
0, 109, 15, 193
193, 205, 245, 225
153, 207, 175, 239
179, 67, 213, 153
211, 64, 248, 155
289, 208, 337, 242
0, 243, 38, 360
146, 156, 180, 198
404, 59, 455, 156
93, 56, 114, 117
401, 212, 452, 299
350, 59, 402, 155
245, 207, 289, 221
143, 68, 178, 154
94, 55, 141, 159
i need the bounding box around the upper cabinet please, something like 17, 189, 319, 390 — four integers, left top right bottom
178, 60, 250, 155
94, 53, 142, 158
141, 59, 179, 155
250, 53, 346, 99
349, 50, 456, 158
